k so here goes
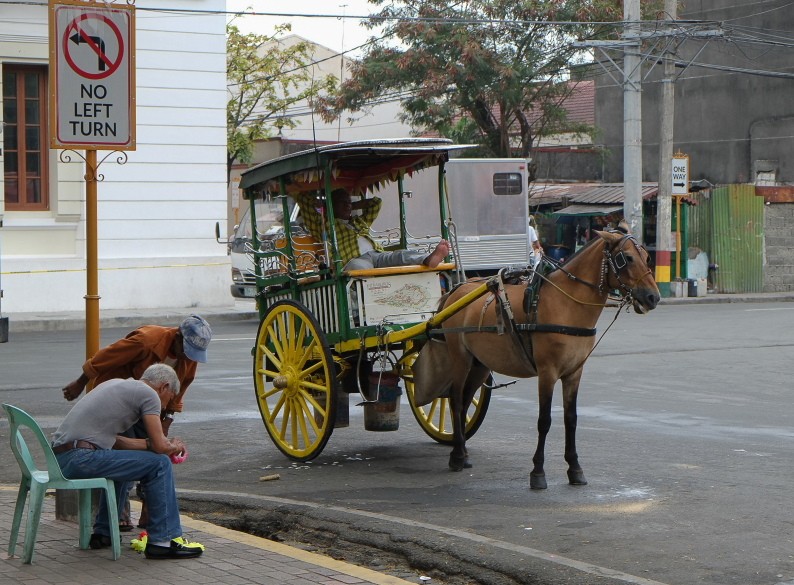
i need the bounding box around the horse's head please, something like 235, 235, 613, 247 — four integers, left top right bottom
595, 228, 660, 314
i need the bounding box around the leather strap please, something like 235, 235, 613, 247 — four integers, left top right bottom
52, 440, 99, 454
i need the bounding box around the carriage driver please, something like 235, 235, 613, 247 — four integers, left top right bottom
295, 189, 450, 271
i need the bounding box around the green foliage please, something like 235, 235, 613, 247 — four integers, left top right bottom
316, 0, 662, 157
226, 23, 337, 184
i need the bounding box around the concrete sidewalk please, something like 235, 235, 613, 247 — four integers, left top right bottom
0, 486, 416, 585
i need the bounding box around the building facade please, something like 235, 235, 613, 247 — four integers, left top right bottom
1, 0, 229, 315
594, 1, 794, 292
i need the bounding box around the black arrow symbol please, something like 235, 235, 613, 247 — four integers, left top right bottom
673, 182, 685, 187
70, 32, 107, 71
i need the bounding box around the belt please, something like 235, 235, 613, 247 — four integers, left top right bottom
52, 440, 99, 454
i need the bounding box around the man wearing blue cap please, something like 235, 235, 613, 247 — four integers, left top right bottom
62, 314, 212, 420
61, 315, 212, 530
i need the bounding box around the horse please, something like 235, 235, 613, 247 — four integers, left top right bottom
429, 226, 660, 489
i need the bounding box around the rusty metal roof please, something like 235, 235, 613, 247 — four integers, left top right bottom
529, 182, 660, 206
569, 183, 659, 203
552, 204, 623, 216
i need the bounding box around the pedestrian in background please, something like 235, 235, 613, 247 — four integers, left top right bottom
528, 215, 543, 268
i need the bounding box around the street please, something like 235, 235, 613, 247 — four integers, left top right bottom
2, 301, 794, 584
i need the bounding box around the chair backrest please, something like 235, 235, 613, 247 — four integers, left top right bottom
2, 404, 68, 483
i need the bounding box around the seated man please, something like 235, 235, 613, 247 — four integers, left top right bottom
296, 189, 449, 271
51, 363, 203, 560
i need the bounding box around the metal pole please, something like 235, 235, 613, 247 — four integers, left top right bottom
85, 149, 100, 359
655, 0, 677, 297
623, 0, 643, 239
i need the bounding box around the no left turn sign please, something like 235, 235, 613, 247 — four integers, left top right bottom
63, 13, 124, 80
49, 0, 136, 150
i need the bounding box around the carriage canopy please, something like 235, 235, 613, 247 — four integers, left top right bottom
239, 138, 474, 198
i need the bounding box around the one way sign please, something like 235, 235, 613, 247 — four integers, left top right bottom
671, 153, 689, 195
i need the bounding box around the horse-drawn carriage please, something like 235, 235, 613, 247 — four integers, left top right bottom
238, 138, 660, 487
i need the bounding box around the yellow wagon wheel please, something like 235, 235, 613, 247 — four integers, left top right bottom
401, 341, 491, 445
254, 300, 337, 461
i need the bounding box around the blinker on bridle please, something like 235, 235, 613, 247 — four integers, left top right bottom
602, 233, 652, 297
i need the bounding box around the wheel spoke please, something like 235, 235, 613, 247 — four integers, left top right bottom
295, 393, 321, 435
299, 379, 329, 393
300, 359, 325, 379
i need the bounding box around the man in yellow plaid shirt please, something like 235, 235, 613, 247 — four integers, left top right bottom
297, 189, 449, 271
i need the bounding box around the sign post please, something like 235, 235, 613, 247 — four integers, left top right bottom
49, 0, 135, 362
671, 152, 689, 278
672, 152, 689, 195
49, 0, 136, 523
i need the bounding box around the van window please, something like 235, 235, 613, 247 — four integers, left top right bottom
492, 172, 523, 195
231, 198, 297, 255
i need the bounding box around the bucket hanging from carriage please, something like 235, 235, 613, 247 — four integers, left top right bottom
364, 371, 402, 431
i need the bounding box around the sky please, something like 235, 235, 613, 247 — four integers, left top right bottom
226, 0, 380, 56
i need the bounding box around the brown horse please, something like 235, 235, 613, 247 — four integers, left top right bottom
434, 227, 660, 489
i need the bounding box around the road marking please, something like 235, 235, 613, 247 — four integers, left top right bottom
178, 488, 673, 585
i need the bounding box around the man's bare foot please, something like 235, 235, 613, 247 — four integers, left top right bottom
423, 240, 450, 268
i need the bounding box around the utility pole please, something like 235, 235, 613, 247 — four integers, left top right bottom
655, 0, 677, 297
623, 0, 643, 238
337, 4, 347, 143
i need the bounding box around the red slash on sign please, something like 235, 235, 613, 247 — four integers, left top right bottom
62, 13, 124, 80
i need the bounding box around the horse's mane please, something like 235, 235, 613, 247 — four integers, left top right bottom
550, 231, 604, 270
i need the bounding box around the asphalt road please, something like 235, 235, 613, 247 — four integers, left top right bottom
2, 301, 794, 585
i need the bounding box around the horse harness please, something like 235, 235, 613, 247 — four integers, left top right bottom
427, 231, 648, 370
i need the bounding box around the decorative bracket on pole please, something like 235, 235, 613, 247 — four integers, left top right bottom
58, 149, 129, 182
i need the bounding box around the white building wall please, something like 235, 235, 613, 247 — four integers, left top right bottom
0, 0, 229, 314
267, 35, 413, 143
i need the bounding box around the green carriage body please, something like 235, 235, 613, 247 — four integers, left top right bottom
239, 139, 491, 460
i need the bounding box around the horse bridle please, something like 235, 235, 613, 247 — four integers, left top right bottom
552, 231, 651, 303
599, 233, 653, 299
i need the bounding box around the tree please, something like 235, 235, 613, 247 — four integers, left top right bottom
227, 23, 336, 184
316, 0, 661, 161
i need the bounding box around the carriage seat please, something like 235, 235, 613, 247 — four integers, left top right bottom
269, 234, 325, 274
344, 262, 456, 278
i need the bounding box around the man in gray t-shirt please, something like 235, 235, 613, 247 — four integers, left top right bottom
52, 378, 161, 450
52, 364, 204, 560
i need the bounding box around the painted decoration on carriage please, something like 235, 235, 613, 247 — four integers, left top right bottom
356, 272, 442, 325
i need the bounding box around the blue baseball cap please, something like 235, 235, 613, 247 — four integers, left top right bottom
179, 315, 212, 363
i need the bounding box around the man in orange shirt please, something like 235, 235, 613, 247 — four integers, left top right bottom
63, 315, 211, 427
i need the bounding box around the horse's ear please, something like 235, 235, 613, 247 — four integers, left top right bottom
594, 229, 623, 244
616, 219, 630, 234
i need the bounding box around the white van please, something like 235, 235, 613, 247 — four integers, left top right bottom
220, 198, 299, 298
372, 158, 531, 276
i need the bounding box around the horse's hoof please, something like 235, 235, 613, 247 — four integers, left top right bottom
449, 457, 465, 472
530, 472, 547, 490
567, 469, 588, 486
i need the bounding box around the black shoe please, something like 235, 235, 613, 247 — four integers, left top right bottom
89, 533, 112, 549
144, 540, 204, 560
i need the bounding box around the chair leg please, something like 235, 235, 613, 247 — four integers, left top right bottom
104, 480, 121, 560
8, 478, 30, 558
22, 482, 45, 564
77, 489, 93, 550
